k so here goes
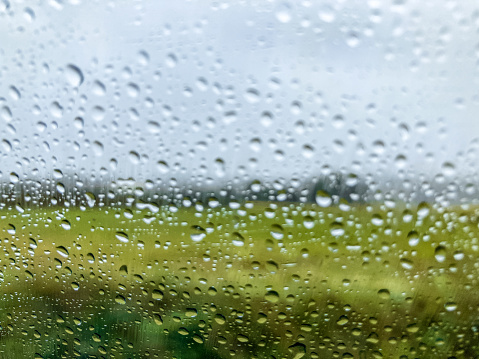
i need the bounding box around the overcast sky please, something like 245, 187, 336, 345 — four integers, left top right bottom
0, 0, 478, 188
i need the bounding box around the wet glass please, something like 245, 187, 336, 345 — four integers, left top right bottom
0, 1, 478, 358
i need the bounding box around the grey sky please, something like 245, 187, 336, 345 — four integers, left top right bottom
0, 0, 478, 188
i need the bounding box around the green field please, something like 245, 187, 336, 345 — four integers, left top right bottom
0, 201, 478, 358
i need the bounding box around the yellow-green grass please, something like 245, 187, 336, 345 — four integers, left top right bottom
0, 201, 478, 358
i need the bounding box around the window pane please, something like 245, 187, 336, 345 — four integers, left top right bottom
1, 1, 477, 358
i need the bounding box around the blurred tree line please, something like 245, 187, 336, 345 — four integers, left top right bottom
0, 171, 371, 210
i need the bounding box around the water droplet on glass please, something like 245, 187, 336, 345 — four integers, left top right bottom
435, 245, 446, 263
400, 258, 414, 270
315, 190, 332, 207
303, 215, 314, 229
61, 220, 71, 230
244, 88, 260, 103
407, 231, 420, 246
265, 290, 279, 303
0, 0, 10, 13
92, 106, 105, 121
270, 224, 284, 240
453, 251, 464, 261
377, 289, 390, 299
126, 82, 140, 97
232, 232, 245, 247
318, 5, 335, 23
115, 231, 129, 243
9, 86, 20, 100
1, 106, 12, 122
165, 53, 178, 68
152, 289, 163, 300
92, 80, 106, 96
56, 246, 69, 258
115, 295, 126, 305
417, 202, 430, 218
330, 222, 345, 237
260, 111, 274, 127
337, 315, 349, 325
65, 64, 84, 87
137, 50, 150, 66
119, 265, 128, 276
7, 224, 15, 235
191, 225, 206, 242
276, 3, 292, 23
444, 302, 457, 312
346, 32, 360, 48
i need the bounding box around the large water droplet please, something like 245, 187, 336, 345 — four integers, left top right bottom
65, 64, 84, 87
115, 232, 129, 243
435, 245, 446, 263
315, 190, 332, 207
56, 246, 69, 258
232, 232, 245, 247
265, 290, 279, 303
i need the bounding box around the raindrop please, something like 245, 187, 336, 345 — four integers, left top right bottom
276, 3, 292, 23
152, 289, 163, 300
73, 117, 84, 129
377, 289, 390, 299
407, 231, 420, 246
270, 224, 284, 240
215, 314, 226, 325
191, 226, 206, 242
232, 232, 245, 246
115, 295, 126, 305
346, 32, 360, 48
435, 245, 446, 263
303, 215, 314, 229
185, 308, 197, 318
442, 162, 455, 177
337, 315, 349, 325
7, 224, 15, 235
147, 121, 161, 134
453, 251, 464, 261
61, 220, 71, 230
315, 190, 332, 207
265, 290, 279, 303
332, 114, 345, 129
115, 231, 129, 243
288, 343, 306, 359
65, 64, 84, 87
0, 0, 10, 13
137, 50, 150, 66
92, 106, 105, 121
9, 86, 21, 100
153, 314, 163, 325
318, 5, 335, 23
260, 111, 274, 127
330, 222, 345, 237
244, 88, 260, 103
119, 265, 128, 276
444, 302, 457, 312
165, 53, 178, 68
56, 246, 69, 258
400, 258, 414, 270
92, 141, 104, 156
126, 82, 140, 97
86, 253, 95, 263
371, 214, 384, 226
1, 106, 12, 122
92, 80, 106, 96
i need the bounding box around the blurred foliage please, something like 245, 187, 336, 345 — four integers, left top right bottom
0, 202, 478, 358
